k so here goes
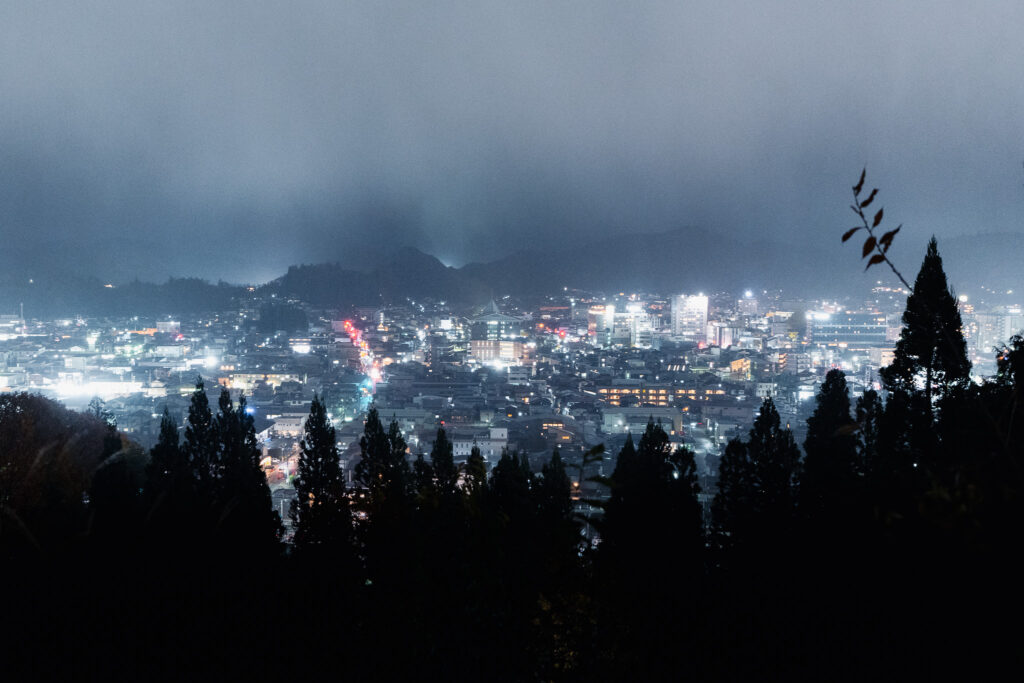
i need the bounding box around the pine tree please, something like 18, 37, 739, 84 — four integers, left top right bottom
430, 427, 459, 500
290, 394, 351, 553
602, 421, 704, 576
214, 389, 282, 554
748, 397, 800, 533
882, 237, 970, 405
712, 398, 799, 555
353, 408, 414, 586
143, 409, 194, 547
537, 448, 572, 522
711, 438, 755, 551
412, 452, 434, 501
182, 379, 218, 504
489, 449, 534, 523
800, 369, 861, 529
463, 444, 488, 509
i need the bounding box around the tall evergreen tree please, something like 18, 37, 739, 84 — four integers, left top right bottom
143, 409, 194, 547
856, 389, 884, 483
182, 379, 218, 504
712, 398, 800, 555
537, 448, 572, 522
430, 427, 459, 500
214, 389, 282, 554
353, 408, 415, 585
748, 398, 800, 534
290, 394, 351, 553
882, 237, 970, 404
463, 444, 488, 510
800, 369, 861, 529
711, 438, 755, 552
602, 421, 704, 575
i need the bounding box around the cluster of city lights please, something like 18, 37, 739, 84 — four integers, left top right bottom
342, 320, 383, 389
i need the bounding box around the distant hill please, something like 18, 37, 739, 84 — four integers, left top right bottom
0, 274, 241, 319
2, 228, 1019, 317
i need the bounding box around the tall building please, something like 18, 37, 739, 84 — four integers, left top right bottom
671, 294, 709, 342
469, 300, 523, 340
808, 311, 889, 349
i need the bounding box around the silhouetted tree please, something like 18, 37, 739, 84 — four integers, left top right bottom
711, 438, 755, 552
882, 237, 970, 405
537, 448, 572, 523
800, 369, 862, 535
214, 390, 281, 555
430, 427, 459, 500
353, 408, 415, 586
182, 379, 217, 506
712, 398, 799, 556
290, 394, 351, 555
143, 408, 194, 549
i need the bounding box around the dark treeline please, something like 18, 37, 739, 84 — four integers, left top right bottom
3, 240, 1023, 679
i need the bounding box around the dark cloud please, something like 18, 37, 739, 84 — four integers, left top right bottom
2, 1, 1023, 284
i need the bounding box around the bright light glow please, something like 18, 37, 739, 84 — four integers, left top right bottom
292, 343, 311, 354
52, 380, 144, 400
204, 355, 219, 368
744, 290, 753, 298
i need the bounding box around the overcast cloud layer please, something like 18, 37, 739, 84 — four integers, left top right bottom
2, 1, 1023, 284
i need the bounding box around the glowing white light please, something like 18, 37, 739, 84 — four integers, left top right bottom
292, 343, 311, 354
52, 380, 144, 400
744, 290, 753, 299
205, 355, 220, 368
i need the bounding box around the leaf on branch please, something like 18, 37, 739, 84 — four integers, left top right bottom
873, 208, 884, 227
879, 224, 901, 252
842, 227, 861, 242
862, 236, 877, 258
860, 188, 878, 208
853, 169, 866, 195
865, 254, 886, 270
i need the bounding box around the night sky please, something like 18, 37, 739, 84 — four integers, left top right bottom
2, 2, 1023, 284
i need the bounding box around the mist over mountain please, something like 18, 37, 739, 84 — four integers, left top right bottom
2, 228, 1020, 318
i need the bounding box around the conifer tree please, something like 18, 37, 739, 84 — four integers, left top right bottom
143, 409, 194, 546
430, 427, 459, 500
412, 452, 434, 501
291, 394, 350, 553
712, 398, 799, 555
214, 389, 282, 554
800, 369, 861, 528
463, 444, 488, 510
537, 448, 572, 522
748, 397, 800, 534
182, 379, 218, 503
146, 409, 186, 501
602, 422, 704, 576
711, 438, 755, 551
856, 389, 885, 496
882, 237, 970, 404
353, 408, 414, 585
489, 449, 535, 523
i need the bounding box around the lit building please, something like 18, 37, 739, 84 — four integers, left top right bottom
808, 312, 890, 349
671, 294, 709, 342
469, 300, 524, 340
470, 339, 526, 365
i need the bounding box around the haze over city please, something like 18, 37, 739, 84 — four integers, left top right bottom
3, 2, 1023, 284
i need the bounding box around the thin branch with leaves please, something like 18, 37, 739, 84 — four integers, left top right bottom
843, 168, 912, 292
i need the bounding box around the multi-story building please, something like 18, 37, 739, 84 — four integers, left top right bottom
672, 294, 709, 342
